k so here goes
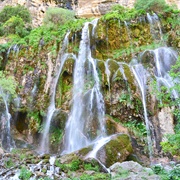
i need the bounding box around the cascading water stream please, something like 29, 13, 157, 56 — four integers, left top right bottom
150, 47, 179, 101
39, 32, 71, 153
104, 59, 111, 94
124, 21, 133, 51
0, 87, 15, 151
131, 62, 153, 160
147, 13, 164, 44
62, 20, 106, 154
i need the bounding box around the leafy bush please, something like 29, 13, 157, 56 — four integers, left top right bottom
161, 134, 180, 156
103, 5, 139, 21
0, 5, 31, 38
0, 71, 17, 99
43, 7, 75, 29
152, 165, 180, 180
3, 16, 24, 35
134, 0, 173, 13
0, 5, 31, 23
19, 167, 32, 180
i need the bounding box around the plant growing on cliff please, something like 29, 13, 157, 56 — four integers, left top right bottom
103, 5, 138, 21
134, 0, 175, 13
0, 71, 17, 99
0, 5, 32, 38
152, 56, 180, 157
3, 16, 29, 37
43, 7, 75, 30
0, 5, 31, 23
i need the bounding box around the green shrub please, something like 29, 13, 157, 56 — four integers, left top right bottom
3, 16, 24, 35
43, 7, 75, 29
152, 165, 180, 180
19, 167, 32, 180
161, 134, 180, 156
169, 167, 180, 180
0, 71, 17, 99
134, 0, 173, 13
0, 5, 31, 23
103, 5, 139, 21
84, 163, 99, 172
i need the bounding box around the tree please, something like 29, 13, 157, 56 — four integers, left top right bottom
43, 7, 75, 29
134, 0, 173, 13
0, 5, 31, 23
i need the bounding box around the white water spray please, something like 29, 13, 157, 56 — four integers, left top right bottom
39, 32, 71, 153
131, 62, 153, 160
62, 20, 106, 154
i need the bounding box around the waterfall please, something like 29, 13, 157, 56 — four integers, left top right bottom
39, 32, 71, 153
131, 61, 153, 160
0, 87, 15, 151
130, 46, 178, 160
62, 20, 106, 154
104, 59, 111, 94
147, 13, 164, 44
124, 21, 132, 50
150, 47, 179, 100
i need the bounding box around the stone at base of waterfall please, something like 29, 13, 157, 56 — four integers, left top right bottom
110, 161, 161, 180
96, 134, 133, 167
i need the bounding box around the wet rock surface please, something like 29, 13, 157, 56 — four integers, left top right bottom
110, 161, 161, 180
1, 149, 179, 180
96, 134, 133, 167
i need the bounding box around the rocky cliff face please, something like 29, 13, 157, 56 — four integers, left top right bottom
0, 0, 180, 26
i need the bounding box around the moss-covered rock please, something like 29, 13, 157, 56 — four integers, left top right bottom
96, 134, 133, 167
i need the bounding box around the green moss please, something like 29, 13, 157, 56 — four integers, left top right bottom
104, 134, 133, 167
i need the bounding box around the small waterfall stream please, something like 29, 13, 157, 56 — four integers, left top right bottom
39, 32, 71, 153
147, 13, 164, 44
131, 62, 153, 160
0, 87, 15, 151
150, 47, 179, 100
62, 20, 106, 154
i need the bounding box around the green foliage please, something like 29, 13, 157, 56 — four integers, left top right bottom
161, 134, 180, 156
70, 159, 81, 171
28, 111, 42, 133
0, 5, 31, 23
152, 165, 180, 180
50, 126, 63, 144
152, 56, 180, 157
119, 92, 131, 105
134, 0, 174, 13
0, 5, 31, 38
113, 42, 162, 60
78, 173, 110, 180
0, 71, 17, 99
3, 16, 29, 37
43, 7, 75, 29
19, 167, 32, 180
169, 166, 180, 180
84, 163, 99, 172
103, 5, 139, 21
112, 167, 130, 179
123, 119, 147, 137
4, 158, 15, 168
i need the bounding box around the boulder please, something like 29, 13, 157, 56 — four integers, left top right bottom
110, 161, 161, 180
96, 134, 133, 167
